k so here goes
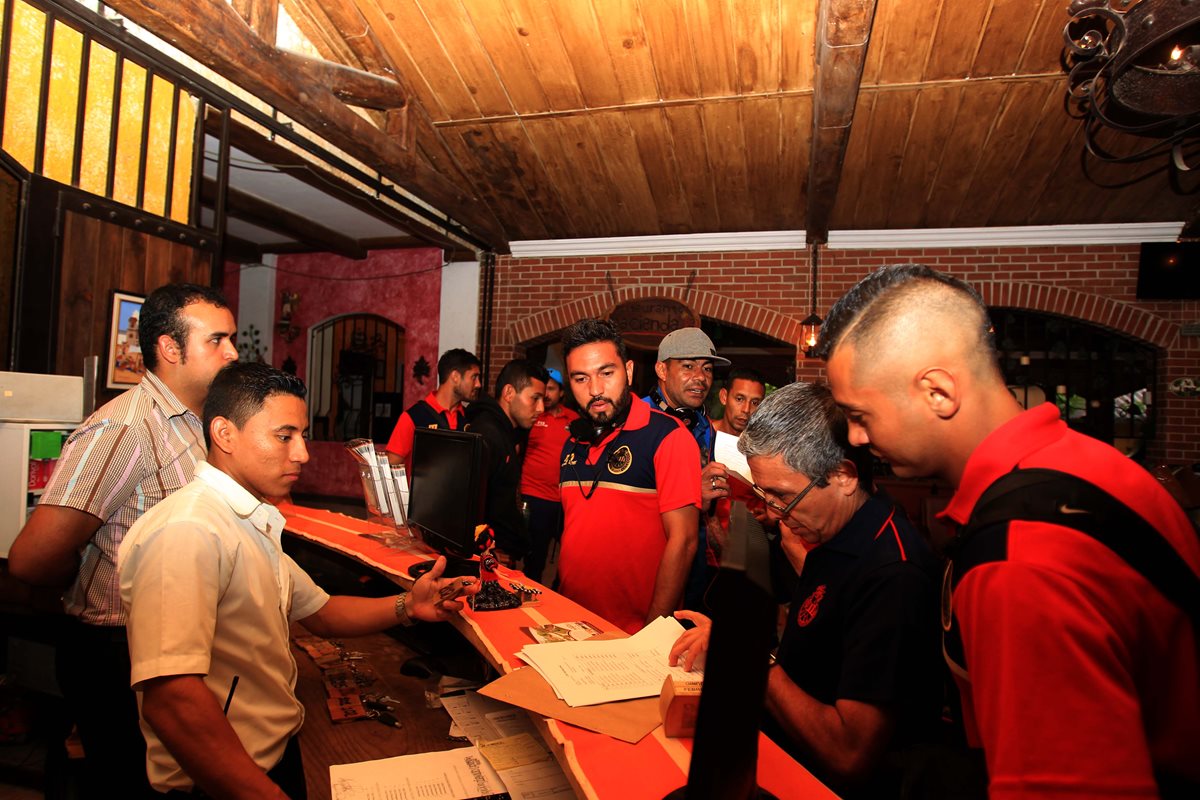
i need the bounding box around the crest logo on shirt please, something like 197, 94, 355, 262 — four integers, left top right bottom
796, 584, 827, 627
607, 445, 632, 475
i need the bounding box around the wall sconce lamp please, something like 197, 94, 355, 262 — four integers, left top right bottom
278, 291, 301, 343
800, 244, 823, 358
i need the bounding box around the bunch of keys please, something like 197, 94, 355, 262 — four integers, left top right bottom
364, 694, 403, 729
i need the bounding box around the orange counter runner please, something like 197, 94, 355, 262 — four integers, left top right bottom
280, 503, 837, 800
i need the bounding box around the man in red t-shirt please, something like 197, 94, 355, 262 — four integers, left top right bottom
557, 319, 700, 633
385, 348, 481, 471
518, 368, 578, 584
821, 264, 1200, 799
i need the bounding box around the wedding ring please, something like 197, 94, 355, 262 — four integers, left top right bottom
711, 477, 717, 490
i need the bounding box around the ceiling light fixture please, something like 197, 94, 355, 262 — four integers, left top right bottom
1064, 0, 1199, 172
800, 244, 823, 359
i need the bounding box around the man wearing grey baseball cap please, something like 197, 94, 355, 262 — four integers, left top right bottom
643, 327, 730, 608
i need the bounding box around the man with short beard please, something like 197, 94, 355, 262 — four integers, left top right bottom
556, 319, 700, 633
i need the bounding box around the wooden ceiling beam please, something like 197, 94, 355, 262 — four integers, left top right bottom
202, 110, 453, 250
284, 0, 483, 213
201, 177, 367, 259
275, 50, 406, 110
223, 232, 265, 264
104, 0, 508, 250
806, 0, 881, 244
230, 0, 278, 43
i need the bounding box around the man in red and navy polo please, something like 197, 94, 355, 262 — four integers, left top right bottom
385, 348, 481, 471
822, 264, 1200, 798
557, 318, 700, 634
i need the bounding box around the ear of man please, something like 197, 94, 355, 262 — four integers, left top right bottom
624, 360, 635, 385
832, 460, 860, 495
208, 416, 238, 456
654, 361, 667, 383
500, 383, 517, 405
719, 387, 729, 405
917, 367, 961, 420
157, 334, 182, 366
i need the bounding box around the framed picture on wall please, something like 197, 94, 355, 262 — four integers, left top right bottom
107, 290, 146, 390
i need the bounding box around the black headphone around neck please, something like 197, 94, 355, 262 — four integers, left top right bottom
569, 394, 633, 444
648, 386, 700, 431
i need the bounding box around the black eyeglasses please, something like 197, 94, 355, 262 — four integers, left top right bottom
752, 474, 827, 517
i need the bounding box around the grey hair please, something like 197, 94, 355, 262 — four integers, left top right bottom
737, 382, 853, 481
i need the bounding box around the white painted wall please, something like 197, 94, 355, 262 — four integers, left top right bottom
236, 255, 276, 363
439, 257, 481, 356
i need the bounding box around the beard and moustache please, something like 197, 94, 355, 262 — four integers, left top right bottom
586, 383, 632, 426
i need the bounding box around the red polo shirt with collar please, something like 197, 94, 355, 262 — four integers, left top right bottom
939, 402, 1200, 798
384, 392, 464, 469
557, 400, 700, 634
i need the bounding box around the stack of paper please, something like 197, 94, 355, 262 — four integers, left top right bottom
516, 616, 703, 707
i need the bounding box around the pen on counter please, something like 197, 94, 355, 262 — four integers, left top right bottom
223, 675, 240, 715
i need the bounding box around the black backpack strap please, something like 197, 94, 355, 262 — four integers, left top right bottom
960, 468, 1200, 625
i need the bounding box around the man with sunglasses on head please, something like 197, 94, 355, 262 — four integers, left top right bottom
670, 382, 941, 799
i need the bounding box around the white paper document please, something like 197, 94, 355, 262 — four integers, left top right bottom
713, 430, 753, 485
516, 616, 702, 707
329, 746, 505, 800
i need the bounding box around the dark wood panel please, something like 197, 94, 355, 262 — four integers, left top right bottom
625, 107, 693, 234
974, 0, 1042, 77
442, 125, 543, 241
662, 104, 720, 232
54, 208, 209, 392
863, 0, 939, 86
989, 82, 1080, 226
886, 85, 963, 228
924, 0, 991, 82
829, 91, 875, 228
956, 80, 1051, 227
1018, 0, 1068, 74
700, 101, 754, 231
848, 90, 917, 229
489, 119, 576, 239
919, 80, 1013, 228
520, 116, 598, 236
590, 111, 661, 235
775, 94, 812, 229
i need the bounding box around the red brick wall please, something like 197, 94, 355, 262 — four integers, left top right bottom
490, 245, 1200, 464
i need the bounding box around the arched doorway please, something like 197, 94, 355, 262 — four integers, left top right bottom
990, 308, 1157, 460
523, 316, 795, 414
308, 314, 405, 443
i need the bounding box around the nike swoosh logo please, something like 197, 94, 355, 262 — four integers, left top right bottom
1058, 504, 1091, 515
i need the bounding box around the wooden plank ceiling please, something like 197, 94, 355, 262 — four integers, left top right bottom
113, 0, 1196, 250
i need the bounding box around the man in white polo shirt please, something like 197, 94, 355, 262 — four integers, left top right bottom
119, 362, 476, 797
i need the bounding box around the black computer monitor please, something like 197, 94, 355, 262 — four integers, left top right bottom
408, 428, 488, 576
669, 501, 779, 799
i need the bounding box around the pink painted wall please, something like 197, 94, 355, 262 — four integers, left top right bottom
269, 247, 444, 497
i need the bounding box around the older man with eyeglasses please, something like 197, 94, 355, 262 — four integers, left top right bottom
670, 381, 942, 799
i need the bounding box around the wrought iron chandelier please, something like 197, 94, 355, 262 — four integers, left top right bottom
1064, 0, 1199, 172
